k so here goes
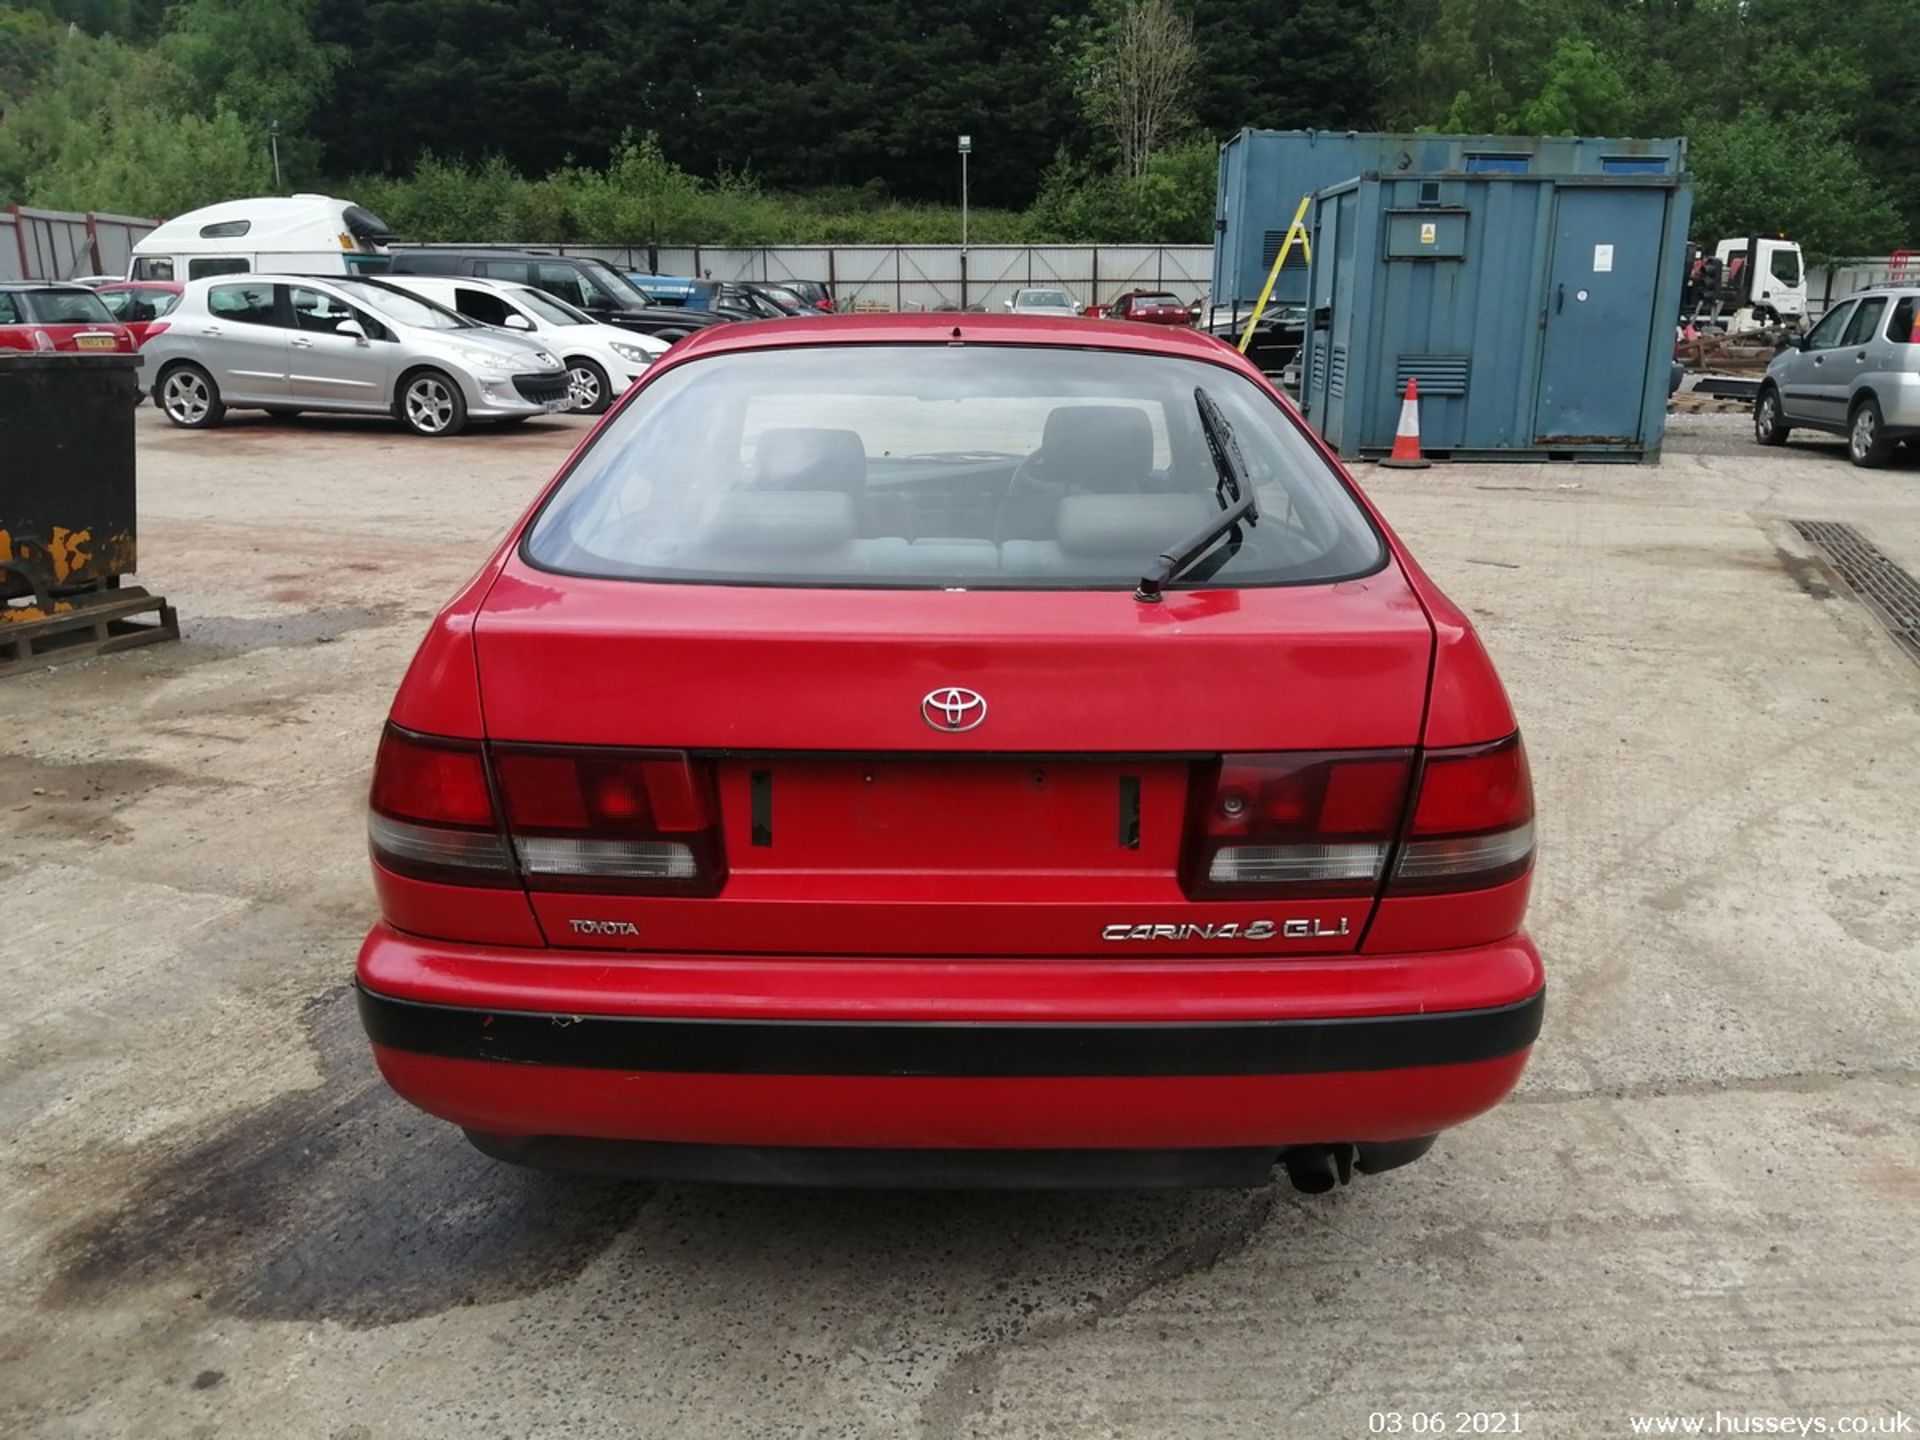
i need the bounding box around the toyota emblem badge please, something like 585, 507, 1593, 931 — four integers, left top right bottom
921, 687, 987, 733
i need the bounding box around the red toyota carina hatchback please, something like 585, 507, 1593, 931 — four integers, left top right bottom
355, 313, 1543, 1193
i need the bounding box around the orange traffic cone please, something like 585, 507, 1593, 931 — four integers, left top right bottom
1381, 378, 1431, 469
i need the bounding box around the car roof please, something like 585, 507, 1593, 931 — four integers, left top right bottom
660, 310, 1244, 364
97, 280, 183, 292
183, 272, 390, 287
385, 273, 496, 288
133, 194, 374, 254
0, 280, 92, 291
386, 274, 555, 302
388, 247, 576, 262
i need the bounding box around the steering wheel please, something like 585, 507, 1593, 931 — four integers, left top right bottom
1007, 448, 1054, 498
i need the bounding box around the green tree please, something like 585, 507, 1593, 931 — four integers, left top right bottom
1056, 0, 1198, 179
1504, 37, 1632, 135
1189, 0, 1378, 137
1374, 0, 1573, 131
29, 103, 267, 212
162, 0, 342, 180
1689, 107, 1903, 261
0, 4, 61, 103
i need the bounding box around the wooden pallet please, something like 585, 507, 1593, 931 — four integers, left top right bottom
0, 587, 179, 678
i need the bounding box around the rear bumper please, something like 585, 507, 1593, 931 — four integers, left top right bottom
356, 924, 1543, 1151
1875, 372, 1920, 430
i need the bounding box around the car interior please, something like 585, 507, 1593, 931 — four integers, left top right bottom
532, 397, 1376, 586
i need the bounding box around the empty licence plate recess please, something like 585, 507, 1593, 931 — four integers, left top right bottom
714, 758, 1188, 873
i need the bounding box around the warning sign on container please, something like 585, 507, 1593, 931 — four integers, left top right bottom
1420, 222, 1436, 245
1593, 243, 1614, 272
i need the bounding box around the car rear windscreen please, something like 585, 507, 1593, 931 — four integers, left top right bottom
523, 343, 1385, 590
24, 289, 114, 324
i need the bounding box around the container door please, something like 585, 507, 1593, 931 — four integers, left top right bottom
1533, 189, 1665, 443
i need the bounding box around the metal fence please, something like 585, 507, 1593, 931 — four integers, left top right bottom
1809, 257, 1914, 316
2, 206, 158, 282
452, 242, 1215, 312
6, 207, 1902, 322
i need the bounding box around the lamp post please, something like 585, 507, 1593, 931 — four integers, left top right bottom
958, 134, 971, 253
269, 119, 283, 190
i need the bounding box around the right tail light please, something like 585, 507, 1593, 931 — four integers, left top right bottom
1183, 734, 1533, 901
1386, 734, 1534, 894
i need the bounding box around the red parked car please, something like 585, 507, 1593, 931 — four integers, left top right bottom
94, 281, 184, 347
355, 312, 1541, 1193
1105, 289, 1195, 325
0, 282, 137, 355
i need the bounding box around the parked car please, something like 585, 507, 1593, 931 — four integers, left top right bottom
386, 274, 665, 415
1003, 287, 1082, 317
783, 280, 835, 312
68, 274, 123, 289
1106, 290, 1196, 325
622, 274, 718, 308
714, 281, 824, 320
1202, 303, 1308, 379
95, 281, 184, 347
142, 274, 571, 436
385, 248, 735, 343
0, 282, 137, 356
1754, 285, 1920, 467
354, 311, 1543, 1194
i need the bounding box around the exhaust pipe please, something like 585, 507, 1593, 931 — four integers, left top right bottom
1281, 1144, 1355, 1194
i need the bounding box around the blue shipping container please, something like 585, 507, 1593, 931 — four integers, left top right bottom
1212, 130, 1686, 309
1300, 171, 1693, 462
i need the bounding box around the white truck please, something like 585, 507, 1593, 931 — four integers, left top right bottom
128, 194, 393, 284
1684, 235, 1808, 333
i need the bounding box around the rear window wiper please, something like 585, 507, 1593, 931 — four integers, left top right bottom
1135, 388, 1260, 602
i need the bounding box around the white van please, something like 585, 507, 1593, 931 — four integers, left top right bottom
129, 195, 393, 283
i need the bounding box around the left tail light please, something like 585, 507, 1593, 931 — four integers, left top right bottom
367, 726, 514, 883
366, 724, 725, 895
491, 745, 725, 896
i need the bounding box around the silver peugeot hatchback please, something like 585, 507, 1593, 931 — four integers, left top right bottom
143, 274, 572, 436
1755, 286, 1920, 467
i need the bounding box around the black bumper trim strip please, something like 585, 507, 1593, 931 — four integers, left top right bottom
357, 984, 1543, 1078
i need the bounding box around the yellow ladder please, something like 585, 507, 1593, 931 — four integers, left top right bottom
1237, 191, 1313, 354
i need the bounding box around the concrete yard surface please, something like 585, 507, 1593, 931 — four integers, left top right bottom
2, 407, 1916, 1437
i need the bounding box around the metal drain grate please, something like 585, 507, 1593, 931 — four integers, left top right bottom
1789, 520, 1920, 665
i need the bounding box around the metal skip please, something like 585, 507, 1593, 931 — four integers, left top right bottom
1, 353, 179, 677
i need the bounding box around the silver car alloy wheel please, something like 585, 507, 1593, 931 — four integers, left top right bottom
406, 376, 456, 433
567, 365, 601, 411
1755, 394, 1776, 442
163, 370, 210, 425
1851, 406, 1875, 461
